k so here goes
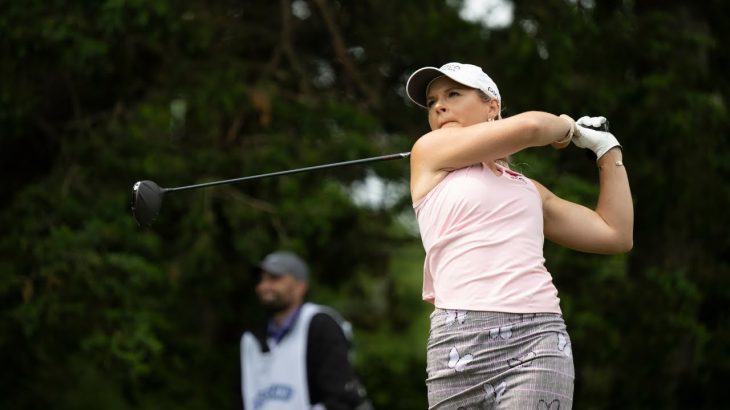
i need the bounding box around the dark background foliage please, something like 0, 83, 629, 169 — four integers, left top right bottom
2, 0, 728, 408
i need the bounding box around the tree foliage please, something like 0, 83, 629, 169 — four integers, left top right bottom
1, 0, 728, 408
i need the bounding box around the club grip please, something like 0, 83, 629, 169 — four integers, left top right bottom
583, 120, 610, 161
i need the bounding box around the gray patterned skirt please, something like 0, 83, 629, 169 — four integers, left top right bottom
426, 309, 574, 409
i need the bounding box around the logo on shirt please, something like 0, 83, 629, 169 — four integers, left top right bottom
503, 169, 527, 184
254, 384, 294, 409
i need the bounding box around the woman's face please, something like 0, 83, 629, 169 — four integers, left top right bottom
426, 76, 497, 131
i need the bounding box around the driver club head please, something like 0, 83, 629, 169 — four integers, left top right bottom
131, 180, 165, 227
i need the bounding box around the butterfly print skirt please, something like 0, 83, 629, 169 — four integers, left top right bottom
426, 309, 574, 409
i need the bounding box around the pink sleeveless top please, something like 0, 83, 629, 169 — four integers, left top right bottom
413, 163, 561, 313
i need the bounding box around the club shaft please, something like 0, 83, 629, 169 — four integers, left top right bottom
165, 152, 411, 193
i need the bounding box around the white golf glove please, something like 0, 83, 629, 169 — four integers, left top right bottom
573, 116, 622, 160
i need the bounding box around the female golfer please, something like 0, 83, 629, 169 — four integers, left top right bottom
406, 62, 633, 409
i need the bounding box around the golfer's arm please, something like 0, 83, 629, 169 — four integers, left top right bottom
412, 111, 571, 173
594, 148, 633, 249
536, 150, 633, 254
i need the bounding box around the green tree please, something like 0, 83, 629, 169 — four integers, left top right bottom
1, 1, 728, 409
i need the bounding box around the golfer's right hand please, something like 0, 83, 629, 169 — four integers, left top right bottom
551, 114, 575, 150
573, 116, 621, 160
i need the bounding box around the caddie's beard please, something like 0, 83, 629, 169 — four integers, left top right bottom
259, 296, 293, 315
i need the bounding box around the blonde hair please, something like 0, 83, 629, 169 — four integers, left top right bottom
476, 89, 502, 120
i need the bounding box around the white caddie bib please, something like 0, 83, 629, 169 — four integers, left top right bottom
241, 303, 324, 410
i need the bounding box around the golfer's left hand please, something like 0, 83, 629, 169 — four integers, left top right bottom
573, 116, 621, 160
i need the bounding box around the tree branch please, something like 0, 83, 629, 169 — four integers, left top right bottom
311, 0, 381, 109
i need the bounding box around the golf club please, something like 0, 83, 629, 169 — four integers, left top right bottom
131, 151, 411, 227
